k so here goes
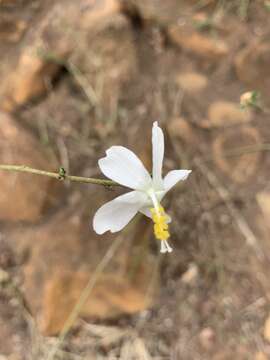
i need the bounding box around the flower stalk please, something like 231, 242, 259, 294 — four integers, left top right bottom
0, 164, 118, 187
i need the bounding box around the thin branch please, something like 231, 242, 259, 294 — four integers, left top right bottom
0, 164, 119, 187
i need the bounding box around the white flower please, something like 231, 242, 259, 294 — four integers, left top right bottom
93, 122, 191, 253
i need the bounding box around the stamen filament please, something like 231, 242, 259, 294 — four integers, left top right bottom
148, 189, 160, 214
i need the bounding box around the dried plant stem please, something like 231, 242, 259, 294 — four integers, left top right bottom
37, 49, 98, 107
0, 164, 118, 187
46, 235, 125, 360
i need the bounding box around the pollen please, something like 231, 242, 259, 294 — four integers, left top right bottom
150, 206, 170, 241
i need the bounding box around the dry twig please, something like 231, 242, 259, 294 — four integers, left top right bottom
0, 164, 119, 187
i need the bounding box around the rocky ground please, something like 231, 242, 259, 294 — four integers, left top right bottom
1, 0, 270, 359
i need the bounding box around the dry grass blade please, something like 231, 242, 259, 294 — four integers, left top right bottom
120, 337, 152, 360
81, 322, 126, 347
133, 337, 152, 360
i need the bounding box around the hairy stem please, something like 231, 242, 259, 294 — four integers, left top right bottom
0, 164, 119, 187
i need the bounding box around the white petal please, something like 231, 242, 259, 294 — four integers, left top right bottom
98, 146, 152, 190
163, 170, 192, 193
93, 190, 148, 234
152, 122, 164, 189
139, 207, 152, 219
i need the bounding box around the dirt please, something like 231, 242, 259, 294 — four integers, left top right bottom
1, 0, 270, 359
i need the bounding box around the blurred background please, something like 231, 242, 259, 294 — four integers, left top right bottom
0, 0, 270, 359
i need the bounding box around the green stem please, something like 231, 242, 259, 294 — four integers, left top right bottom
0, 164, 118, 187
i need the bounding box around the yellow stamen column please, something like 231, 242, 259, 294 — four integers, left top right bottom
147, 189, 173, 253
150, 206, 172, 253
150, 206, 170, 241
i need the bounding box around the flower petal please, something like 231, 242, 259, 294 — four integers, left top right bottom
163, 170, 192, 192
98, 146, 152, 190
139, 207, 152, 219
93, 190, 148, 234
152, 122, 164, 189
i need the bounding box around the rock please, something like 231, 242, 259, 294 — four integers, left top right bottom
121, 0, 217, 27
80, 0, 121, 29
234, 38, 270, 104
0, 112, 59, 221
9, 204, 157, 335
0, 0, 121, 111
120, 337, 150, 359
0, 269, 9, 283
168, 24, 228, 61
212, 126, 261, 183
199, 327, 215, 350
0, 17, 27, 43
213, 347, 253, 360
1, 47, 66, 112
255, 352, 268, 360
0, 0, 38, 47
42, 271, 150, 335
202, 101, 251, 128
176, 72, 208, 94
257, 192, 270, 223
120, 0, 186, 26
264, 314, 270, 342
84, 324, 126, 347
168, 117, 198, 145
1, 50, 63, 112
181, 263, 199, 284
